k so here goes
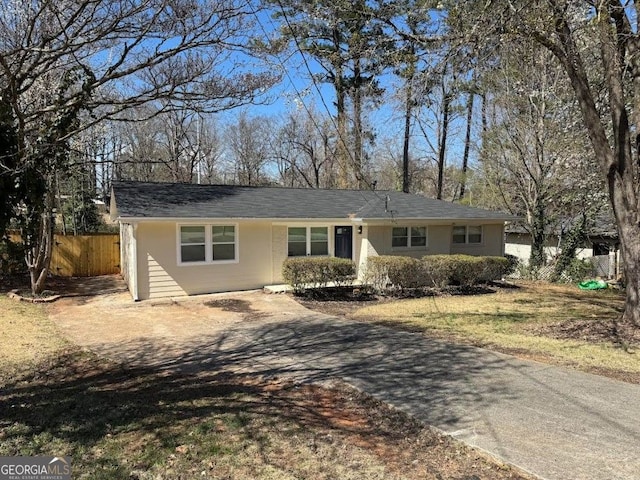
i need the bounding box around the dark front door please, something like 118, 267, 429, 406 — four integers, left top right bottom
334, 226, 353, 259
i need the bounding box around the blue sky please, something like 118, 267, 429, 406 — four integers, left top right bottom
217, 4, 475, 173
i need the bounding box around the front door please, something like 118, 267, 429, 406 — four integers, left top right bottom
334, 226, 353, 259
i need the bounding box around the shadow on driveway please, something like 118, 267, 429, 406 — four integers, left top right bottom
45, 288, 640, 480
91, 314, 514, 431
87, 313, 640, 480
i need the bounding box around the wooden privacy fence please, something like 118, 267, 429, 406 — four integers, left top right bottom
8, 232, 120, 277
51, 234, 120, 277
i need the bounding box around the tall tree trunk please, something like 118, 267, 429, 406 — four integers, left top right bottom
353, 58, 365, 189
333, 27, 349, 189
336, 83, 349, 188
540, 6, 640, 326
481, 92, 488, 134
402, 75, 413, 193
436, 92, 451, 200
459, 91, 474, 200
550, 213, 587, 283
529, 200, 546, 269
25, 179, 55, 295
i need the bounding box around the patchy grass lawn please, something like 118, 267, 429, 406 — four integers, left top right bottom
0, 296, 69, 380
349, 282, 639, 382
0, 291, 531, 480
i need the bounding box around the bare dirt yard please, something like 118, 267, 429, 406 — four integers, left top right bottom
1, 276, 532, 480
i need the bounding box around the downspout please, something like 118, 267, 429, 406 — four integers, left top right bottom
131, 222, 140, 301
502, 223, 506, 256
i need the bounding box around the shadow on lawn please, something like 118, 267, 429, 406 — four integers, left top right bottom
2, 352, 428, 477
1, 315, 517, 439
0, 334, 523, 478
4, 312, 637, 477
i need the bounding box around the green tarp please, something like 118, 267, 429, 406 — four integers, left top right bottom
578, 279, 608, 290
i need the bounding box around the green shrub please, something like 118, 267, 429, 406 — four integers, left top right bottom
367, 254, 513, 293
365, 256, 427, 291
479, 256, 512, 281
282, 257, 356, 293
503, 254, 520, 277
444, 255, 510, 286
447, 255, 485, 286
422, 255, 457, 288
0, 238, 26, 275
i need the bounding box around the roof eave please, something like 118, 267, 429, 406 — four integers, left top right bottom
360, 216, 521, 223
116, 215, 521, 223
115, 216, 361, 223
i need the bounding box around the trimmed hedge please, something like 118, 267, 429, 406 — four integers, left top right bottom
282, 257, 356, 293
365, 256, 425, 291
365, 254, 512, 292
421, 255, 456, 288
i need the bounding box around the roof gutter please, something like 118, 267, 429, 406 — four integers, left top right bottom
358, 216, 522, 224
115, 216, 363, 223
115, 215, 521, 223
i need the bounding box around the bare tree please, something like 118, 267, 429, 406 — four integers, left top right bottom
273, 108, 337, 188
269, 0, 389, 188
412, 66, 462, 201
479, 39, 600, 269
0, 0, 276, 293
460, 0, 640, 326
195, 116, 224, 185
224, 113, 273, 186
113, 110, 165, 182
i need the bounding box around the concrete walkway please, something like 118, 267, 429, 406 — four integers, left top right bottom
51, 294, 640, 480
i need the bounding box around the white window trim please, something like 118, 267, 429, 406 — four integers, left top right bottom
391, 225, 429, 250
287, 226, 330, 257
177, 223, 239, 266
452, 225, 483, 245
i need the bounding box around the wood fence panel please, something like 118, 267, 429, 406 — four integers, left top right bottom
50, 234, 120, 277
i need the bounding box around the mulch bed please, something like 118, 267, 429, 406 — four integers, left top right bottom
294, 283, 511, 317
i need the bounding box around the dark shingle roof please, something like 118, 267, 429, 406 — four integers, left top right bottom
111, 181, 516, 222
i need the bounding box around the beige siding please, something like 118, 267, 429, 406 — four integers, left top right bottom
136, 221, 273, 300
357, 225, 377, 280
129, 219, 507, 299
364, 223, 505, 264
365, 225, 385, 256
271, 225, 287, 283
451, 224, 505, 256
352, 226, 363, 275
120, 223, 137, 298
273, 224, 361, 282
423, 225, 451, 255
365, 224, 450, 258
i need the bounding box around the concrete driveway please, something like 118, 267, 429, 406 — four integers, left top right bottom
49, 290, 640, 480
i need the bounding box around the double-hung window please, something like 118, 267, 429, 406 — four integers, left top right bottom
212, 226, 236, 261
452, 225, 483, 244
288, 226, 329, 256
180, 226, 207, 262
411, 227, 427, 246
179, 224, 237, 264
392, 226, 427, 248
310, 227, 329, 255
392, 227, 409, 247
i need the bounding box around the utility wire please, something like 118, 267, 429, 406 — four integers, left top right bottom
272, 0, 377, 190
247, 1, 396, 219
